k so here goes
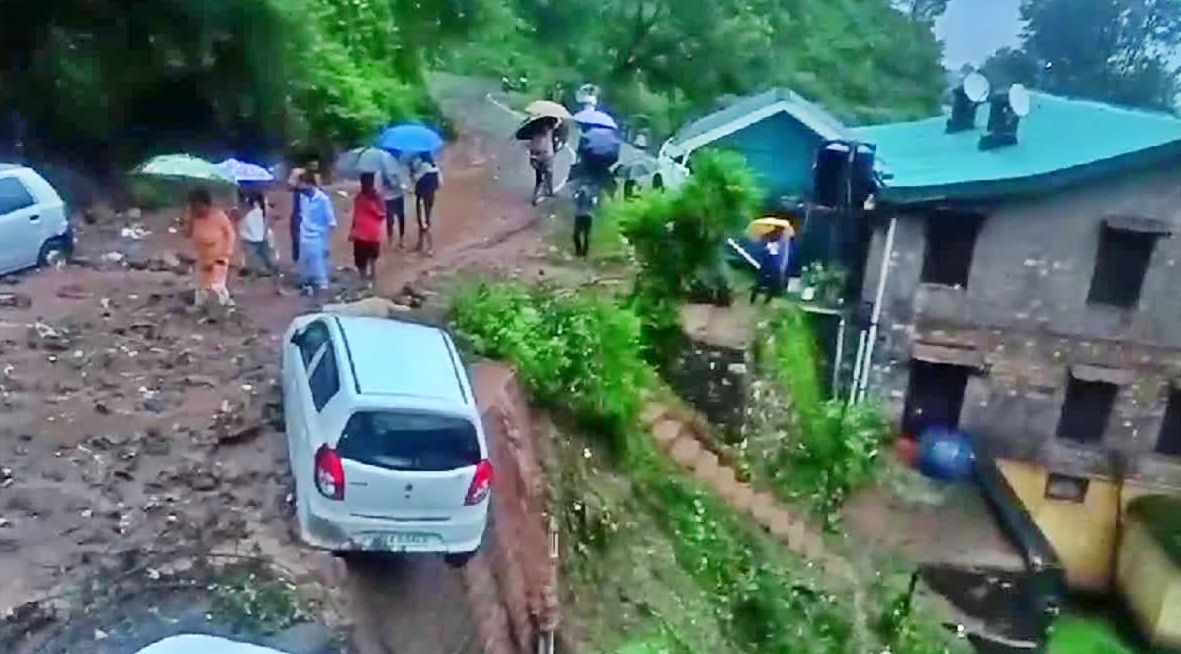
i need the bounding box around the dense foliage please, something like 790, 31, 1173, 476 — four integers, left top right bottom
606, 150, 763, 367
0, 0, 489, 174
980, 0, 1181, 111
443, 0, 948, 136
3, 0, 949, 178
450, 280, 963, 654
450, 282, 651, 456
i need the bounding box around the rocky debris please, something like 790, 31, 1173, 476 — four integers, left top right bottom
0, 292, 32, 309
26, 322, 73, 351
126, 249, 187, 274
321, 295, 412, 318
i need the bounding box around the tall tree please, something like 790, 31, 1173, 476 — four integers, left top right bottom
982, 0, 1181, 110
891, 0, 949, 23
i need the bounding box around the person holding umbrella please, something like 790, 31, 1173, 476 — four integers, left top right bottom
747, 217, 795, 304
375, 124, 444, 256
521, 101, 573, 206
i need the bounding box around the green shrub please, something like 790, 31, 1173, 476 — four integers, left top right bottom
450, 281, 652, 456
753, 304, 888, 526
606, 149, 763, 368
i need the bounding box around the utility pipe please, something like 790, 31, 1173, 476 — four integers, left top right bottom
856, 215, 897, 403
832, 315, 846, 397
849, 331, 867, 405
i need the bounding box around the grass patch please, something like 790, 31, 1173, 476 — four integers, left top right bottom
548, 421, 742, 654
1048, 615, 1139, 654
544, 204, 631, 269
207, 563, 312, 635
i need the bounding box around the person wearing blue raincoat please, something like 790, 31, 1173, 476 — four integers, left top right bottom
295, 169, 337, 296
750, 225, 792, 304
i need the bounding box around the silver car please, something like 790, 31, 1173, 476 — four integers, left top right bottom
0, 164, 73, 276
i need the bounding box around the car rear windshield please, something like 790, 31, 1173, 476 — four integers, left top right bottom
337, 411, 481, 472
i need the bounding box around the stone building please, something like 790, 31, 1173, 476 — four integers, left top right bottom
851, 91, 1181, 590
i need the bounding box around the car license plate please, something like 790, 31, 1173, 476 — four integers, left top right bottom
390, 532, 434, 545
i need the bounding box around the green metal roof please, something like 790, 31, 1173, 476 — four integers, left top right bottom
853, 93, 1181, 204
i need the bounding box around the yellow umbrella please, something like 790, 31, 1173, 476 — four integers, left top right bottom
748, 217, 795, 238
525, 100, 573, 119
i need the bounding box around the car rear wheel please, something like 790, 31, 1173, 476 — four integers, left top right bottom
444, 551, 477, 568
38, 237, 70, 268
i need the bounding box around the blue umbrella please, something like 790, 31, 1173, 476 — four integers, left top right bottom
573, 108, 618, 130
216, 158, 274, 183
376, 124, 444, 155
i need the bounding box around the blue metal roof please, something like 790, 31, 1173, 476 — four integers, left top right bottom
853, 92, 1181, 203
334, 316, 466, 404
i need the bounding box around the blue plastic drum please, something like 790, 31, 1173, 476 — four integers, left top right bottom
916, 426, 977, 481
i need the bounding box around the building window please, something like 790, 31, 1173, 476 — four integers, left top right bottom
1087, 226, 1157, 309
1045, 473, 1089, 503
920, 214, 981, 288
1056, 376, 1117, 445
1156, 389, 1181, 457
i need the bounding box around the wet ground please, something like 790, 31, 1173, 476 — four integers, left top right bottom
1, 75, 564, 654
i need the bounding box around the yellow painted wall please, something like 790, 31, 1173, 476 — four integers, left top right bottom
1117, 518, 1181, 649
995, 459, 1121, 590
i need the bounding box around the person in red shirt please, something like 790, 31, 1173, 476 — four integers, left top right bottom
349, 172, 386, 282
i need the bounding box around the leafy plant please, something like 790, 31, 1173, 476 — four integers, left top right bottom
798, 262, 848, 306
606, 149, 763, 368
751, 304, 888, 526
450, 281, 651, 456
208, 566, 307, 635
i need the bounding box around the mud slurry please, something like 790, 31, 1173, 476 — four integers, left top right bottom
1, 75, 560, 654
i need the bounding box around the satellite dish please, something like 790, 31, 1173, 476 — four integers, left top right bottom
962, 72, 991, 103
1008, 84, 1031, 117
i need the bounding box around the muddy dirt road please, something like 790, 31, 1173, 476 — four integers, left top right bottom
1, 75, 558, 654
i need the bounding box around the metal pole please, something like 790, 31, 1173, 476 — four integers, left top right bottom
832, 316, 846, 397
856, 216, 897, 403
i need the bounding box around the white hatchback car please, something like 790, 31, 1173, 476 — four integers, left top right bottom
0, 164, 74, 276
281, 313, 492, 567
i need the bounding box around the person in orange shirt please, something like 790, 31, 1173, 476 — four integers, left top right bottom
186, 187, 237, 307
349, 172, 386, 283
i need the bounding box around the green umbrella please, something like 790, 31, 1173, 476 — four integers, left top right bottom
131, 154, 238, 186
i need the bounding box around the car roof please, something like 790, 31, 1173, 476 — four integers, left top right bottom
0, 164, 24, 173
333, 315, 468, 405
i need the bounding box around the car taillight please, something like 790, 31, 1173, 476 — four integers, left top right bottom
464, 459, 493, 505
314, 445, 345, 500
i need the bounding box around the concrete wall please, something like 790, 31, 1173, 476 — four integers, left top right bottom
861, 162, 1181, 487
